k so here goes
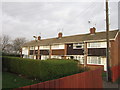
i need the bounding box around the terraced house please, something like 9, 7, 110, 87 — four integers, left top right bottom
21, 27, 120, 71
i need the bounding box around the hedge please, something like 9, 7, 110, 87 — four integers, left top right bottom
2, 56, 80, 81
2, 52, 20, 57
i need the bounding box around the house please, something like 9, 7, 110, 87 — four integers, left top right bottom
21, 27, 120, 71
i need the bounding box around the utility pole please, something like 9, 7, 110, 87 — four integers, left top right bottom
106, 0, 111, 82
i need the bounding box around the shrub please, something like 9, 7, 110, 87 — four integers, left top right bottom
115, 77, 120, 84
2, 56, 80, 81
2, 52, 20, 57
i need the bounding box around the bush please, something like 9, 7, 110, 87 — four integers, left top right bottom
2, 52, 20, 57
114, 77, 120, 84
2, 56, 80, 81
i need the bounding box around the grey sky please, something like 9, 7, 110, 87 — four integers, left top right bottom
2, 0, 119, 40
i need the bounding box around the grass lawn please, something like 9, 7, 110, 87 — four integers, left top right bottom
2, 72, 40, 89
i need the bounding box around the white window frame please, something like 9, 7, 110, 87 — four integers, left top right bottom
40, 46, 50, 50
87, 42, 107, 48
41, 55, 49, 60
51, 44, 64, 49
30, 46, 34, 50
73, 43, 84, 49
72, 55, 84, 64
51, 55, 62, 59
87, 56, 102, 65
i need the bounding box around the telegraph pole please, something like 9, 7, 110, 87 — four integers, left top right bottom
106, 0, 111, 82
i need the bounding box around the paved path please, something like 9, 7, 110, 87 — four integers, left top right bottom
103, 78, 120, 89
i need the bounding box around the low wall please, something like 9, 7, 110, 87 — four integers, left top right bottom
87, 65, 104, 71
15, 69, 103, 89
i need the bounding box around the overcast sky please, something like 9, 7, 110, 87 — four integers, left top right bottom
2, 0, 119, 40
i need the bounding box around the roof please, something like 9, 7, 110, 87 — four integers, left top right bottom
23, 29, 119, 47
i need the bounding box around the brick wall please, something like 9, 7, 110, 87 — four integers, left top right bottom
15, 69, 103, 89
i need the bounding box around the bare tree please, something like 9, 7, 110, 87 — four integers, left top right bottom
0, 35, 10, 52
12, 37, 27, 54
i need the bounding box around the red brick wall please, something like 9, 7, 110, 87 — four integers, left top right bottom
110, 32, 120, 67
117, 32, 119, 64
111, 65, 120, 82
110, 32, 120, 82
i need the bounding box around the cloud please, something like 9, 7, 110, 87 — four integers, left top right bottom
2, 1, 118, 40
2, 0, 119, 2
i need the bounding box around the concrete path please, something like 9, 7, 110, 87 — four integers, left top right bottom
103, 78, 120, 89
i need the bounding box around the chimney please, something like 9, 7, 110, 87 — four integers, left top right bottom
38, 36, 41, 40
90, 27, 96, 34
58, 32, 63, 38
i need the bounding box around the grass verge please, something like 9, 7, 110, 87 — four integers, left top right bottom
2, 72, 40, 89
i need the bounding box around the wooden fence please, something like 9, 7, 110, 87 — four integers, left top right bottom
111, 65, 120, 82
15, 69, 103, 89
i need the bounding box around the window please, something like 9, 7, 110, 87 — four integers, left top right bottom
73, 43, 84, 49
87, 42, 107, 48
88, 43, 100, 48
23, 55, 29, 58
87, 57, 102, 65
51, 55, 62, 59
41, 55, 49, 60
29, 55, 34, 59
73, 55, 84, 64
40, 46, 50, 50
30, 46, 34, 50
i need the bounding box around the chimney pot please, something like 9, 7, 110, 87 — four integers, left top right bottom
58, 32, 63, 38
90, 27, 96, 34
38, 36, 41, 40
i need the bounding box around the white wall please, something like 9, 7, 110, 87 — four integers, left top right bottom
29, 55, 34, 59
40, 46, 50, 50
34, 55, 36, 59
51, 44, 64, 49
102, 57, 107, 71
35, 46, 38, 50
30, 46, 34, 50
41, 55, 49, 60
51, 55, 62, 59
22, 47, 29, 55
87, 56, 107, 71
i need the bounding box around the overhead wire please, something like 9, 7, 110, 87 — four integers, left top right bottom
60, 2, 97, 30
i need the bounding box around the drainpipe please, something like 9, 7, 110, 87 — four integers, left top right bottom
38, 46, 40, 60
49, 45, 52, 59
84, 42, 88, 68
64, 44, 67, 59
28, 46, 30, 58
33, 46, 35, 59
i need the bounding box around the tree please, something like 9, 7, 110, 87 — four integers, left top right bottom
0, 35, 10, 53
12, 37, 27, 54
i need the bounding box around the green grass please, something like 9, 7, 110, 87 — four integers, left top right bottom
114, 77, 120, 84
2, 72, 40, 89
102, 72, 107, 78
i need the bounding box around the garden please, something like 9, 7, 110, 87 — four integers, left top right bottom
2, 56, 84, 89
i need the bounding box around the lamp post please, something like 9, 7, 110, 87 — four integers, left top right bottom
106, 0, 112, 82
